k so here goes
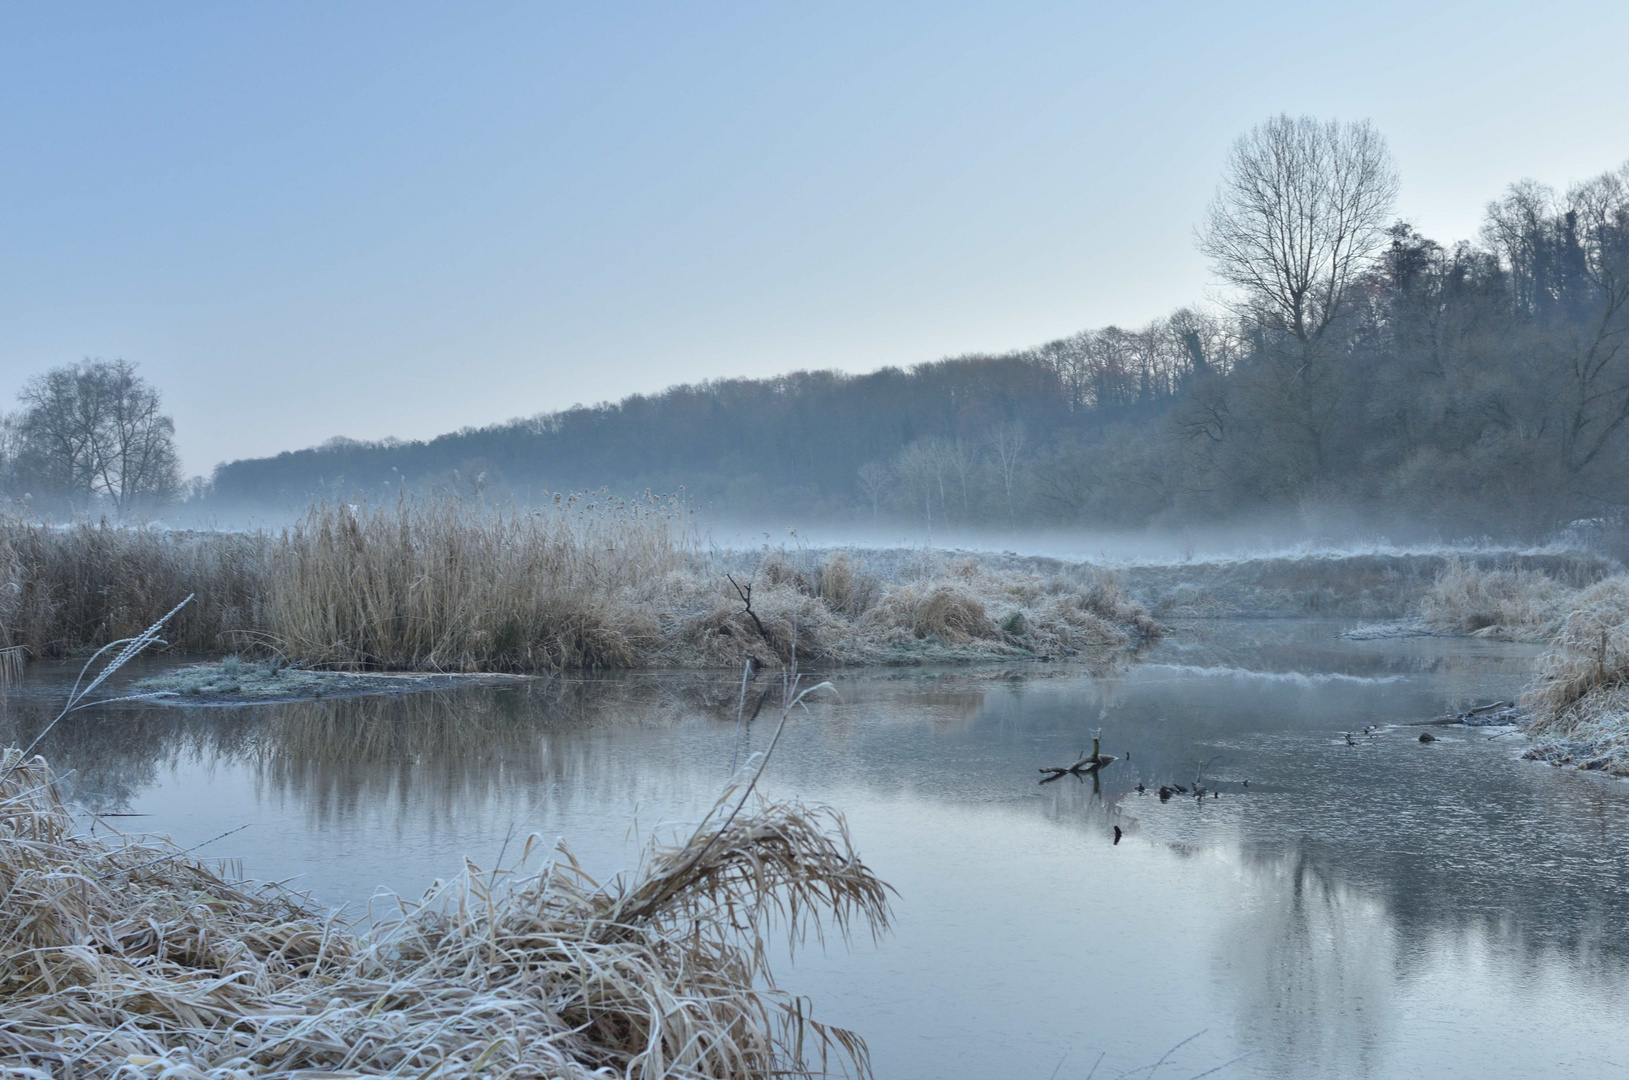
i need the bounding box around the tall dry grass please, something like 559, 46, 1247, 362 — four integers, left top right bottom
1, 502, 1159, 672
1520, 577, 1629, 762
1419, 558, 1580, 640
0, 747, 889, 1077
264, 497, 686, 671
0, 518, 264, 656
0, 497, 691, 671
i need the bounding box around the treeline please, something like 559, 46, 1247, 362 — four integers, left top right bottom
206, 322, 1218, 523
26, 117, 1629, 542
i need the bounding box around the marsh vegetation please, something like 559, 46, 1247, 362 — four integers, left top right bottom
0, 746, 889, 1078
0, 500, 1161, 675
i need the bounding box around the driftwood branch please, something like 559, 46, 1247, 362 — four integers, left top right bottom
1039, 731, 1118, 783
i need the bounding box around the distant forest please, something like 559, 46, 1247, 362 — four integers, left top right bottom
200, 121, 1629, 539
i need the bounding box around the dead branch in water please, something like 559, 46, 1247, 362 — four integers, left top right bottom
1040, 730, 1118, 783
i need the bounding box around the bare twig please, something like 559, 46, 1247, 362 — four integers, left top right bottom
727, 572, 776, 653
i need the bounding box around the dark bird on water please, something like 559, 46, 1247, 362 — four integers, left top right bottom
1113, 825, 1123, 845
1419, 732, 1437, 743
1135, 781, 1146, 794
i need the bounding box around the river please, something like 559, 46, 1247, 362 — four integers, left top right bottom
6, 620, 1628, 1079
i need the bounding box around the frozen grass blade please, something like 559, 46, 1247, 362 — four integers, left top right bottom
0, 594, 192, 786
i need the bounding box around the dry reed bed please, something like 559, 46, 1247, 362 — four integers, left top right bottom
1519, 577, 1629, 774
1419, 558, 1583, 641
0, 747, 889, 1078
1, 503, 1159, 673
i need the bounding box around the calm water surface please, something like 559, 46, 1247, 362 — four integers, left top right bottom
8, 621, 1629, 1079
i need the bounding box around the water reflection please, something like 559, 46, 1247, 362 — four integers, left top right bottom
1220, 850, 1395, 1078
5, 624, 1629, 1078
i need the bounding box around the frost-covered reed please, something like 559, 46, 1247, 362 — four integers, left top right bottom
1, 502, 1159, 672
1519, 577, 1629, 773
1419, 558, 1581, 640
0, 747, 890, 1078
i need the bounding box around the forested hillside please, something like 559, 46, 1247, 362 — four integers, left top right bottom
207, 130, 1629, 540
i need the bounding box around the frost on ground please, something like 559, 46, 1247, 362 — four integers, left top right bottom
1520, 577, 1629, 775
133, 657, 525, 703
1114, 549, 1614, 621
135, 656, 330, 699
665, 549, 1165, 669
1340, 619, 1435, 640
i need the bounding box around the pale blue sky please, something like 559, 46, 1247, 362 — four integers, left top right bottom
2, 2, 1627, 474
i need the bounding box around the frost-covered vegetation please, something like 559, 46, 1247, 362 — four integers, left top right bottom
1419, 559, 1588, 640
133, 655, 328, 699
128, 657, 506, 703
1520, 578, 1629, 775
1122, 549, 1615, 622
0, 501, 1160, 674
1333, 556, 1617, 640
0, 744, 890, 1077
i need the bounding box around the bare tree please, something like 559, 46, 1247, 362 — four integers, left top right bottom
987, 422, 1026, 525
1199, 115, 1399, 347
891, 441, 939, 528
946, 438, 978, 521
918, 437, 956, 528
18, 359, 181, 514
0, 412, 25, 503
1197, 116, 1398, 482
1484, 164, 1629, 481
855, 461, 889, 522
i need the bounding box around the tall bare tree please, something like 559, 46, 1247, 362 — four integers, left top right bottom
18, 359, 180, 513
855, 461, 889, 522
891, 441, 940, 528
987, 422, 1026, 525
1199, 115, 1399, 347
1197, 116, 1398, 481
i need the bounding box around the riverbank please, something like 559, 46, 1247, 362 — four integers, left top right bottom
1518, 578, 1629, 775
0, 504, 1162, 674
1325, 559, 1629, 775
